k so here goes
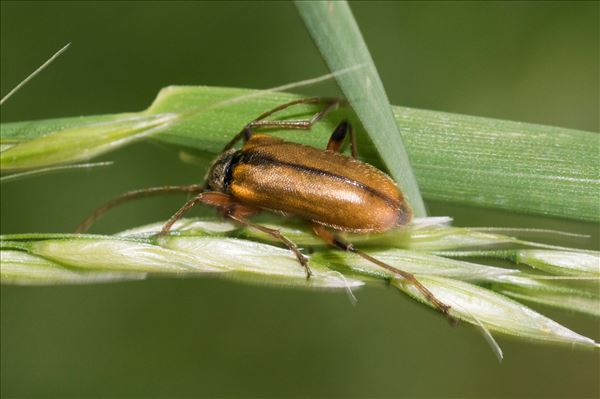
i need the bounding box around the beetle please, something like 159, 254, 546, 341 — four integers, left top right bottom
76, 98, 451, 316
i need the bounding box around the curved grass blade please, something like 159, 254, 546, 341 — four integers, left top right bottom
296, 1, 426, 217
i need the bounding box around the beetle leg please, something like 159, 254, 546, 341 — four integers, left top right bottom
250, 97, 342, 123
228, 214, 313, 278
326, 120, 358, 158
222, 97, 343, 151
247, 99, 340, 130
75, 184, 204, 233
311, 223, 454, 319
159, 192, 248, 235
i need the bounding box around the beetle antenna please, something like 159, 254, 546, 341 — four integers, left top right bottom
75, 184, 204, 233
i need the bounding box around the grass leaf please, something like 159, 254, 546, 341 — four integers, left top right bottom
296, 1, 427, 217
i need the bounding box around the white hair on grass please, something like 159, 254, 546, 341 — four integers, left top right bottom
177, 64, 368, 120
328, 270, 359, 305
258, 63, 367, 94
445, 296, 504, 362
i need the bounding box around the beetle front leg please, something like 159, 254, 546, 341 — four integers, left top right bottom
159, 192, 252, 235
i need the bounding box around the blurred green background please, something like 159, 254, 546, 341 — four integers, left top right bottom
1, 1, 598, 398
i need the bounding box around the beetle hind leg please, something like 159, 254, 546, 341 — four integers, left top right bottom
312, 223, 453, 319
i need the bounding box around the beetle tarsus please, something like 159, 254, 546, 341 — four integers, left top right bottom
298, 254, 313, 279
74, 185, 204, 234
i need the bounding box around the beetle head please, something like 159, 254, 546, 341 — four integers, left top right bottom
204, 149, 239, 193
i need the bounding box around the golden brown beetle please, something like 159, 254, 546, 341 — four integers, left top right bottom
77, 98, 450, 316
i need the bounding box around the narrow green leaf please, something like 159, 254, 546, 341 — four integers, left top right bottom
296, 1, 427, 217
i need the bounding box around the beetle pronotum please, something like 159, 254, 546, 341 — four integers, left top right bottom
76, 98, 451, 317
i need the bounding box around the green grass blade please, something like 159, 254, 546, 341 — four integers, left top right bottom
296, 1, 426, 217
1, 86, 597, 222
394, 107, 600, 221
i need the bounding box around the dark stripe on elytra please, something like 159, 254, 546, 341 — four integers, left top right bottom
223, 150, 244, 191
236, 150, 400, 209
